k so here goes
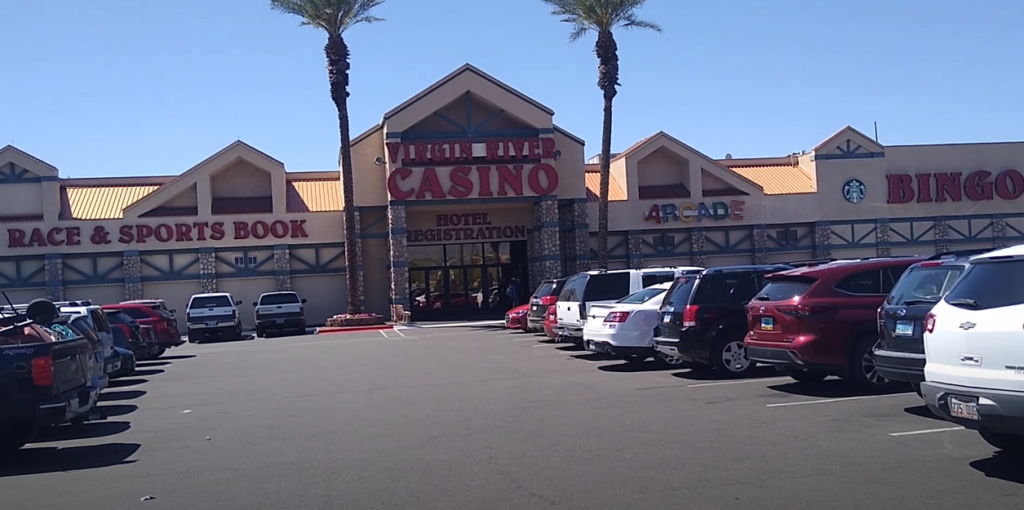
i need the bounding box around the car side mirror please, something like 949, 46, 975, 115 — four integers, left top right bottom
741, 301, 750, 307
236, 300, 243, 306
252, 302, 258, 307
170, 309, 176, 314
301, 299, 308, 304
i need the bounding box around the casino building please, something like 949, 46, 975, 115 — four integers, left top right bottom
2, 64, 1023, 327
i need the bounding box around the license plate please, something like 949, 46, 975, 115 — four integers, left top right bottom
663, 313, 672, 323
531, 306, 538, 311
948, 395, 979, 420
760, 317, 774, 331
894, 320, 914, 337
205, 321, 218, 327
275, 319, 284, 325
106, 362, 120, 372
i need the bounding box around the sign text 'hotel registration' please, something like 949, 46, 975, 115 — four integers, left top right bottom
386, 137, 559, 200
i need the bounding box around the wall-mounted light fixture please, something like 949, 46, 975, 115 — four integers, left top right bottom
553, 149, 562, 161
373, 156, 385, 167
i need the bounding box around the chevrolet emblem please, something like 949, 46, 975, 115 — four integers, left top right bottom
959, 322, 977, 330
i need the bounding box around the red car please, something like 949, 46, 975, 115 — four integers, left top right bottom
543, 305, 558, 339
505, 304, 530, 330
745, 257, 923, 390
102, 303, 183, 355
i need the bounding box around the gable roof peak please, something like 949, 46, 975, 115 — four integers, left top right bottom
0, 144, 59, 174
813, 125, 884, 152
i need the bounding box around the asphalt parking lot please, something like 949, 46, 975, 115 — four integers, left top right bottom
2, 325, 1021, 510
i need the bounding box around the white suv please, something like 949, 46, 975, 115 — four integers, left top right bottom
921, 243, 1024, 453
555, 266, 703, 341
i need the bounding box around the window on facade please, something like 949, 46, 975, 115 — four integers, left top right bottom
653, 235, 675, 251
775, 229, 799, 246
233, 255, 260, 268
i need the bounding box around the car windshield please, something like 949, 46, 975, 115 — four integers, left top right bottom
191, 296, 233, 308
259, 293, 300, 306
661, 277, 697, 307
886, 266, 964, 306
616, 287, 667, 304
943, 259, 1024, 311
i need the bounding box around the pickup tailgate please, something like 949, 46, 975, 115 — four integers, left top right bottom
256, 303, 301, 318
0, 337, 90, 397
51, 339, 91, 394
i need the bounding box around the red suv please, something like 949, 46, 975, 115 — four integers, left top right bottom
102, 303, 183, 355
745, 257, 923, 390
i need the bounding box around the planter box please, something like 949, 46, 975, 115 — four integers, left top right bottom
325, 314, 386, 327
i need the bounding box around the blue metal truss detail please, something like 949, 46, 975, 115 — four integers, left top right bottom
289, 243, 347, 276
813, 139, 885, 161
764, 227, 813, 250
214, 249, 273, 278
62, 254, 125, 286
0, 255, 46, 289
401, 93, 540, 141
139, 252, 200, 279
0, 162, 51, 184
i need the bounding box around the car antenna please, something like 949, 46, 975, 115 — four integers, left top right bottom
0, 291, 14, 317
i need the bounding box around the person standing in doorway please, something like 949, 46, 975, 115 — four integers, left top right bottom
506, 276, 523, 307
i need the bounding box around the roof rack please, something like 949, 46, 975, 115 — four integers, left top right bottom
926, 248, 993, 261
781, 259, 835, 268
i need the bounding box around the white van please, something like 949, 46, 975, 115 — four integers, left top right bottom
555, 267, 703, 341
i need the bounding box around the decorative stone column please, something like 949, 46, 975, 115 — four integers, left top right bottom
690, 228, 707, 267
934, 218, 950, 255
273, 245, 292, 291
875, 219, 891, 258
752, 225, 768, 265
813, 221, 832, 260
387, 204, 410, 320
531, 199, 561, 284
198, 248, 217, 293
569, 200, 591, 273
123, 250, 143, 301
992, 216, 1007, 248
44, 253, 64, 302
627, 231, 643, 269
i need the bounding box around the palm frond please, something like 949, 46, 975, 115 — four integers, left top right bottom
541, 0, 660, 41
270, 0, 385, 35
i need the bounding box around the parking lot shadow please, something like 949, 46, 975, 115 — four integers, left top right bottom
767, 379, 911, 399
970, 452, 1024, 484
132, 368, 165, 377
0, 442, 140, 477
903, 405, 945, 422
96, 404, 138, 418
670, 365, 778, 381
598, 360, 677, 373
99, 389, 146, 402
108, 378, 148, 388
33, 421, 132, 443
569, 353, 613, 362
137, 361, 170, 368
158, 354, 196, 361
556, 344, 585, 352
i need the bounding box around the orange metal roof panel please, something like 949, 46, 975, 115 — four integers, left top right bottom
584, 171, 628, 202
729, 165, 816, 195
64, 185, 160, 219
286, 180, 341, 213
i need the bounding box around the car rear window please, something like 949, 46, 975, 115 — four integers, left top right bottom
582, 273, 631, 302
119, 307, 151, 320
755, 276, 817, 302
885, 266, 964, 306
693, 273, 761, 305
190, 296, 233, 309
259, 293, 300, 306
531, 282, 555, 299
641, 272, 676, 288
943, 260, 1024, 310
661, 276, 697, 307
617, 287, 666, 304
89, 308, 112, 334
106, 311, 136, 325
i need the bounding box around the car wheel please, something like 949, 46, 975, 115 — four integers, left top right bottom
911, 382, 922, 398
155, 347, 166, 357
712, 337, 755, 376
256, 327, 265, 338
656, 353, 687, 367
979, 430, 1024, 454
780, 366, 829, 383
848, 335, 898, 391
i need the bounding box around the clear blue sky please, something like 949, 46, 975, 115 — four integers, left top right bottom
2, 0, 1020, 178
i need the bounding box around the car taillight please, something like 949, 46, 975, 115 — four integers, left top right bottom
299, 307, 305, 317
604, 311, 631, 323
232, 310, 237, 319
539, 296, 557, 306
186, 311, 191, 321
776, 304, 835, 317
924, 312, 936, 334
31, 355, 55, 387
682, 305, 698, 327
546, 305, 556, 319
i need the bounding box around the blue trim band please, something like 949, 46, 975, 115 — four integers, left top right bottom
124, 276, 141, 284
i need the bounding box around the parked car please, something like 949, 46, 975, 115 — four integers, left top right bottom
505, 304, 530, 330
543, 305, 558, 339
874, 250, 988, 397
526, 278, 566, 333
108, 344, 137, 380
556, 267, 703, 343
120, 299, 176, 318
745, 256, 924, 390
584, 282, 682, 365
105, 309, 160, 361
655, 265, 792, 376
921, 244, 1024, 453
186, 293, 244, 343
253, 291, 307, 338
0, 298, 101, 452
103, 303, 183, 355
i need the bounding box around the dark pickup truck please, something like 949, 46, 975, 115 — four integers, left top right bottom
0, 307, 101, 452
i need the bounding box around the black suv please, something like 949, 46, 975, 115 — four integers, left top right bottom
874, 249, 990, 396
654, 264, 793, 376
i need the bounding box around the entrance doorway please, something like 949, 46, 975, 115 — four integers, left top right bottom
407, 241, 529, 321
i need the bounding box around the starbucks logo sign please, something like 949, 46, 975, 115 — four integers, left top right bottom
843, 179, 866, 203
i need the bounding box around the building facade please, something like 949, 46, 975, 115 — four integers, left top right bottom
3, 64, 1023, 327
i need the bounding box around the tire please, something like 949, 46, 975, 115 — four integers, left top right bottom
0, 424, 36, 453
711, 336, 755, 376
155, 347, 166, 357
781, 366, 829, 383
255, 327, 266, 338
187, 332, 198, 344
847, 335, 898, 391
979, 430, 1024, 454
911, 382, 922, 398
234, 324, 244, 341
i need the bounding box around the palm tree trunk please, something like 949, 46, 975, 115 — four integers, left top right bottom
326, 34, 362, 314
595, 30, 619, 270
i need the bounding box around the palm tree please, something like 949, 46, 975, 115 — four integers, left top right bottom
271, 0, 385, 313
541, 0, 660, 269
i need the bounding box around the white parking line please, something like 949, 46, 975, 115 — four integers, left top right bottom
392, 328, 405, 337
889, 426, 965, 437
766, 393, 906, 407
379, 330, 389, 338
687, 376, 791, 388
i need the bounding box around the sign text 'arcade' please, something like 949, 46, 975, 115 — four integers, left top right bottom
644, 201, 745, 223
386, 137, 560, 200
